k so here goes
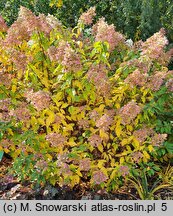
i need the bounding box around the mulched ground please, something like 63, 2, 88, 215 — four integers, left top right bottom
0, 155, 172, 200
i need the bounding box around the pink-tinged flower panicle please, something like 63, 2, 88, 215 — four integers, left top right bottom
119, 166, 129, 177
88, 134, 102, 147
89, 110, 99, 121
124, 69, 148, 88
47, 41, 70, 62
59, 163, 72, 175
5, 19, 30, 45
96, 113, 114, 131
9, 102, 31, 122
62, 46, 82, 72
79, 7, 96, 25
0, 71, 14, 87
46, 133, 67, 147
35, 160, 48, 172
5, 7, 38, 45
151, 133, 167, 146
92, 18, 124, 51
79, 158, 91, 171
133, 127, 154, 144
131, 152, 143, 163
46, 14, 62, 29
0, 98, 11, 111
24, 90, 51, 111
166, 78, 173, 92
92, 170, 108, 184
141, 28, 169, 60
78, 119, 89, 129
87, 64, 111, 97
38, 14, 52, 37
118, 101, 142, 125
0, 16, 8, 32
5, 7, 53, 46
147, 71, 167, 91
9, 49, 28, 71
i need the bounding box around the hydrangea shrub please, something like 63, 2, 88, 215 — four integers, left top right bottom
0, 7, 173, 190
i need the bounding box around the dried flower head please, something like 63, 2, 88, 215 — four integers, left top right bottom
46, 14, 62, 29
89, 110, 100, 121
48, 41, 70, 62
0, 70, 14, 87
59, 163, 72, 175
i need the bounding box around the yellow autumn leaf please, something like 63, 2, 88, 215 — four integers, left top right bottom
121, 139, 129, 146
68, 137, 77, 147
54, 92, 63, 102
115, 118, 122, 137
110, 169, 117, 180
126, 124, 133, 132
97, 160, 106, 168
99, 129, 109, 141
115, 103, 120, 109
12, 85, 17, 93
41, 77, 50, 88
100, 167, 108, 177
71, 175, 80, 186
76, 168, 83, 177
120, 157, 125, 164
37, 118, 45, 125
61, 103, 69, 109
46, 111, 55, 128
52, 123, 60, 132
143, 150, 150, 161
132, 137, 140, 149
98, 104, 105, 113
30, 116, 37, 127
46, 154, 52, 161
97, 143, 104, 153
148, 145, 154, 152
7, 128, 14, 136
73, 80, 83, 90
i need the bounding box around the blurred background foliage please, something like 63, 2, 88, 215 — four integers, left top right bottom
0, 0, 173, 43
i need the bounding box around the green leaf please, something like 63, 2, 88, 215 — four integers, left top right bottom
164, 142, 173, 154
0, 151, 4, 162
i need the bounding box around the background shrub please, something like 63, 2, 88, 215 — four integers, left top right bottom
0, 0, 173, 44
